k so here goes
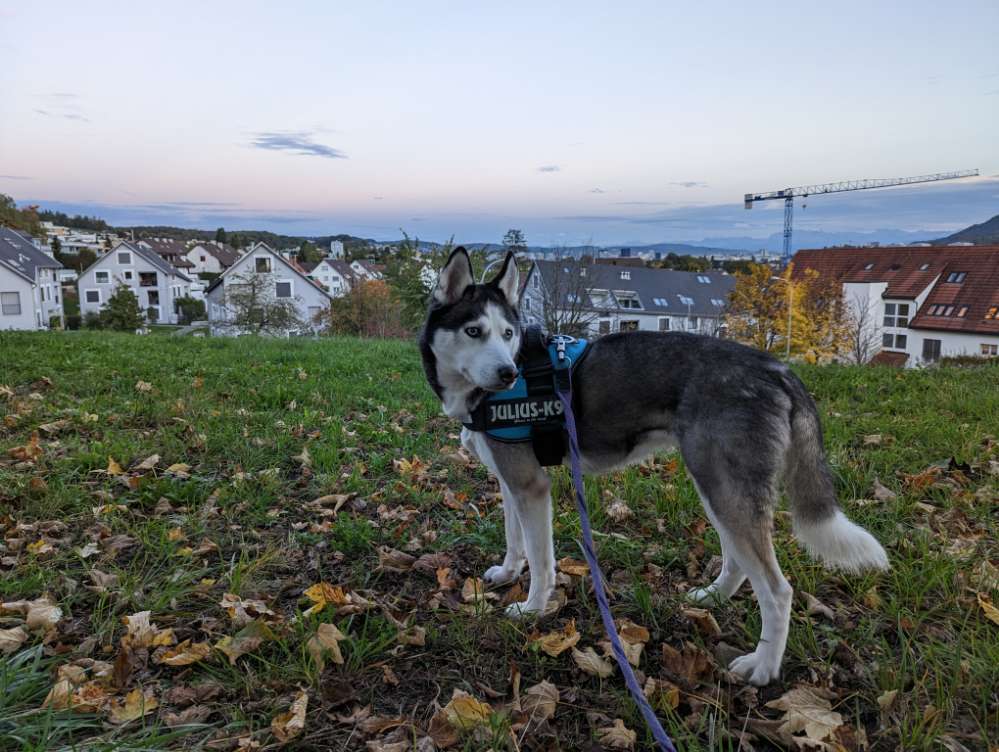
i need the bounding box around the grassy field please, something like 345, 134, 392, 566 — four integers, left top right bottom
1, 331, 997, 752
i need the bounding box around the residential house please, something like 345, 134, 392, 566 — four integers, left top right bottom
301, 257, 357, 296
137, 238, 197, 275
522, 259, 734, 336
185, 241, 241, 276
77, 241, 193, 325
0, 226, 65, 330
205, 242, 333, 336
792, 245, 999, 366
350, 259, 384, 281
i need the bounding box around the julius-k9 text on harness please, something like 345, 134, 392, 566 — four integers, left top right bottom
462, 325, 591, 466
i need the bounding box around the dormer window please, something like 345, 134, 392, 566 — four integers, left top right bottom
888, 264, 901, 271
863, 262, 875, 270
919, 263, 930, 271
697, 275, 711, 284
956, 306, 968, 318
985, 306, 998, 320
620, 270, 630, 280
945, 271, 966, 283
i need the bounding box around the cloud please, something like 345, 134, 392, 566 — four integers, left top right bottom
537, 165, 560, 173
613, 201, 672, 206
589, 188, 606, 194
668, 181, 708, 188
249, 131, 347, 159
373, 196, 385, 200
0, 175, 32, 180
34, 93, 90, 122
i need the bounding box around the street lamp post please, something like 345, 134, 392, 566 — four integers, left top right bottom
770, 275, 793, 360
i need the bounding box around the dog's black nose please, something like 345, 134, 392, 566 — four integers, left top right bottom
497, 365, 517, 383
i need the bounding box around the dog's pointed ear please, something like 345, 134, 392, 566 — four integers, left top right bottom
491, 251, 520, 308
433, 246, 474, 305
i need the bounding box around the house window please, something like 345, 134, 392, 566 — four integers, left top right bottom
117, 251, 132, 264
276, 281, 292, 298
888, 263, 901, 271
85, 290, 100, 304
883, 333, 907, 350
658, 317, 670, 331
148, 290, 160, 305
980, 344, 998, 356
255, 257, 271, 273
919, 263, 930, 271
1, 291, 21, 316
922, 339, 941, 362
620, 271, 631, 280
123, 270, 134, 281
697, 275, 711, 284
863, 262, 875, 270
883, 303, 909, 327
945, 271, 966, 283
200, 256, 206, 263
678, 295, 694, 306
619, 320, 639, 332
985, 306, 998, 320
943, 306, 955, 316
956, 306, 968, 318
616, 295, 641, 309
689, 316, 699, 330
567, 293, 579, 303
524, 298, 531, 311
598, 320, 611, 335
139, 272, 157, 287
96, 271, 110, 284
533, 275, 540, 289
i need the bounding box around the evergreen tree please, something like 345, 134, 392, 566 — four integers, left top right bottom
102, 284, 145, 331
215, 227, 227, 244
502, 229, 527, 254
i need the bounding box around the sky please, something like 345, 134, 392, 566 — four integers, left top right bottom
2, 1, 998, 248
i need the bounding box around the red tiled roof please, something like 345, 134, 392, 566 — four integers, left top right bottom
792, 245, 999, 336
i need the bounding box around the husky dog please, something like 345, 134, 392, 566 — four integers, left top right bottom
420, 247, 889, 685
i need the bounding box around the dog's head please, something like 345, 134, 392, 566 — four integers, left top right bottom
420, 247, 522, 402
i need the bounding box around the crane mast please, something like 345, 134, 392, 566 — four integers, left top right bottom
744, 169, 979, 262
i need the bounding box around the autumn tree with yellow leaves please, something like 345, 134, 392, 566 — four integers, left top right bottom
726, 263, 850, 363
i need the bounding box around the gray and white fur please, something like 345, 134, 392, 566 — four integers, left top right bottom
420, 247, 888, 686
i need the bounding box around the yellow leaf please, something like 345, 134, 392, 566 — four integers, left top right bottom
535, 620, 581, 657
597, 719, 637, 750
643, 677, 680, 711
27, 539, 55, 556
306, 622, 346, 671
978, 592, 999, 626
303, 582, 349, 616
155, 639, 212, 666
442, 689, 492, 730
557, 557, 590, 577
107, 457, 124, 476
271, 690, 308, 743
109, 687, 158, 724
166, 463, 191, 479
216, 619, 274, 665
167, 527, 186, 542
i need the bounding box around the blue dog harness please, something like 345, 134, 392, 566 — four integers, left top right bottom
462, 326, 590, 466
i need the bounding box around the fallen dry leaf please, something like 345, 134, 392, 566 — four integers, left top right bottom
106, 456, 124, 476
0, 625, 28, 654
109, 687, 158, 724
220, 593, 277, 626
765, 686, 844, 742
216, 620, 275, 665
871, 478, 897, 502
134, 380, 153, 393
535, 620, 581, 657
597, 718, 637, 750
643, 677, 680, 711
306, 622, 346, 671
166, 463, 191, 479
122, 611, 175, 648
557, 557, 590, 577
977, 592, 999, 626
606, 497, 633, 523
134, 454, 160, 472
271, 690, 308, 743
442, 689, 492, 731
155, 639, 212, 666
803, 592, 835, 620
303, 582, 350, 616
521, 680, 558, 722
681, 607, 722, 638
877, 689, 899, 712
573, 646, 614, 678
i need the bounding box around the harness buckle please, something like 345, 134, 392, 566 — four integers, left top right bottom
550, 334, 577, 364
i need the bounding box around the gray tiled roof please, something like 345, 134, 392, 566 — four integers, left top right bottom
530, 259, 734, 317
0, 227, 62, 283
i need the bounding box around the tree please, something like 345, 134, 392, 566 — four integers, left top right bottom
534, 252, 599, 336
298, 241, 322, 265
844, 293, 882, 365
102, 284, 145, 331
502, 229, 528, 255
174, 296, 206, 325
321, 279, 407, 338
381, 232, 450, 331
51, 237, 62, 255
216, 272, 304, 336
0, 194, 41, 235
727, 263, 850, 362
215, 227, 227, 244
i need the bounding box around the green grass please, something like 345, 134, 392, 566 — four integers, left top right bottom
1, 331, 997, 751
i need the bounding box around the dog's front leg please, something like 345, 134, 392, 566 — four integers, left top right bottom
504, 473, 555, 617
483, 480, 527, 586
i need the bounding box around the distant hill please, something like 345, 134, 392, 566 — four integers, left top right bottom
112, 226, 377, 255
933, 213, 999, 245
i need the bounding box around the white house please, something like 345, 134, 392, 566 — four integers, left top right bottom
77, 241, 193, 325
301, 257, 357, 296
0, 227, 65, 330
185, 241, 241, 276
522, 259, 735, 337
792, 245, 999, 366
205, 242, 333, 336
329, 240, 345, 259
350, 259, 383, 281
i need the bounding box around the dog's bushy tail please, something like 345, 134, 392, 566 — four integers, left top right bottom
783, 374, 889, 573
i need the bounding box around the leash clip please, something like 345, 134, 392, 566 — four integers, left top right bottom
550, 334, 577, 363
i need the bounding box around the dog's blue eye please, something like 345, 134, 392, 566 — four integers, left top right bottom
465, 327, 481, 338
503, 329, 514, 340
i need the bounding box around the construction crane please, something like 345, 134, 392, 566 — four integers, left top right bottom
744, 169, 979, 263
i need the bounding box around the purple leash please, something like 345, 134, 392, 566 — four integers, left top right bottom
557, 366, 679, 752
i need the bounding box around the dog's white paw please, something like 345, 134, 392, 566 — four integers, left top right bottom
728, 649, 781, 686
687, 586, 723, 606
483, 564, 522, 587
504, 601, 544, 619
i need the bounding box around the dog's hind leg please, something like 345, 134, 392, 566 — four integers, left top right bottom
682, 432, 792, 686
